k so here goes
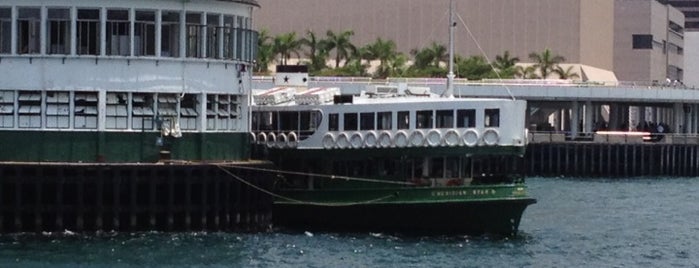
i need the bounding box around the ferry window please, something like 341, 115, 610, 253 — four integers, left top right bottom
222, 15, 235, 59
430, 157, 445, 178
74, 92, 98, 129
18, 8, 40, 54
18, 91, 41, 128
180, 94, 199, 130
132, 93, 155, 130
436, 110, 454, 128
397, 111, 409, 130
207, 94, 232, 130
377, 112, 392, 130
0, 8, 10, 54
158, 93, 178, 117
457, 109, 475, 128
360, 112, 375, 131
235, 16, 245, 59
206, 14, 220, 59
279, 111, 298, 131
106, 10, 130, 56
161, 11, 180, 57
135, 11, 156, 56
416, 110, 433, 129
186, 12, 202, 58
106, 92, 128, 129
343, 113, 357, 131
485, 108, 500, 127
0, 90, 14, 128
328, 113, 339, 131
47, 9, 71, 55
46, 91, 70, 129
77, 9, 100, 55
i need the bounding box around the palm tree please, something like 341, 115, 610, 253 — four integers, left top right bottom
528, 48, 565, 79
493, 51, 519, 78
515, 65, 538, 79
455, 55, 495, 80
554, 65, 580, 80
363, 38, 400, 78
410, 42, 447, 69
254, 29, 273, 73
299, 30, 329, 73
272, 32, 301, 65
325, 30, 357, 68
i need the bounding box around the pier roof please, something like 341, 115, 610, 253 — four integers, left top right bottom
218, 0, 260, 7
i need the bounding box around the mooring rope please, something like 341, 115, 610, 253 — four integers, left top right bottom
214, 165, 397, 207
216, 162, 416, 186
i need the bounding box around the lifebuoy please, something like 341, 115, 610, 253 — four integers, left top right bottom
266, 132, 277, 148
250, 132, 257, 143
462, 129, 479, 147
409, 130, 425, 147
443, 129, 460, 147
426, 129, 441, 147
364, 131, 378, 148
336, 132, 350, 149
277, 133, 288, 148
257, 132, 267, 144
393, 130, 409, 147
350, 132, 364, 149
482, 128, 500, 146
378, 131, 392, 148
322, 133, 336, 149
288, 131, 299, 147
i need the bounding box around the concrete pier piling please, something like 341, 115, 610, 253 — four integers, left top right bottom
0, 162, 274, 233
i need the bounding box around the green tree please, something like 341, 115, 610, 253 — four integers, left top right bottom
528, 48, 565, 79
493, 51, 519, 78
410, 42, 447, 69
299, 30, 329, 74
272, 32, 302, 65
325, 30, 357, 68
515, 65, 538, 79
455, 55, 495, 80
554, 65, 580, 80
363, 38, 400, 78
254, 29, 273, 73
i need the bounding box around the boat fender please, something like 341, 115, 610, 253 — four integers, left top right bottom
336, 132, 350, 149
462, 129, 479, 147
443, 129, 460, 147
393, 130, 409, 148
482, 128, 500, 146
409, 130, 425, 147
267, 132, 277, 148
364, 131, 378, 148
277, 132, 288, 148
350, 132, 364, 149
426, 129, 441, 147
322, 133, 336, 149
378, 131, 393, 148
257, 132, 267, 144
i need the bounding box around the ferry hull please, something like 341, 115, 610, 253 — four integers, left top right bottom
274, 197, 535, 236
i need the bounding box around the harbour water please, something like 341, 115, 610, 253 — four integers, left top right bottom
1, 177, 698, 267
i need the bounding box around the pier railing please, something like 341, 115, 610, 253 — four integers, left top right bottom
529, 131, 699, 144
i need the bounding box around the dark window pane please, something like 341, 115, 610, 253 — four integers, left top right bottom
632, 34, 653, 49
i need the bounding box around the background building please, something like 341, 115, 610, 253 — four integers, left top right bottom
255, 0, 683, 82
667, 0, 699, 87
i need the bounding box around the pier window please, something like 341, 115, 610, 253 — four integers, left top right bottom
436, 110, 454, 128
397, 111, 409, 130
360, 112, 375, 131
134, 11, 156, 56
457, 109, 475, 128
0, 90, 14, 128
45, 91, 70, 129
377, 112, 392, 130
47, 9, 71, 55
0, 8, 10, 54
18, 8, 40, 54
132, 93, 154, 130
328, 113, 339, 131
106, 10, 130, 56
222, 15, 235, 59
186, 12, 202, 58
206, 14, 220, 59
106, 92, 129, 129
179, 94, 199, 130
17, 91, 42, 128
416, 110, 433, 129
77, 9, 100, 55
161, 11, 180, 57
74, 92, 98, 129
343, 113, 358, 131
484, 109, 500, 127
